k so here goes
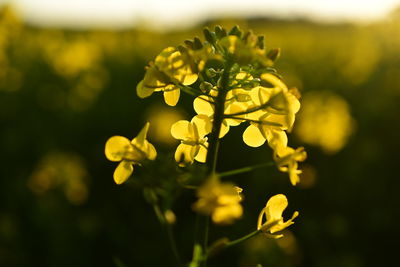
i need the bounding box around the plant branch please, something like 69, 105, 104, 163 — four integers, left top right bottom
219, 162, 275, 178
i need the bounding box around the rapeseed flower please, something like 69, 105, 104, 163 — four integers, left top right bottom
105, 122, 157, 184
170, 115, 211, 166
257, 194, 298, 238
274, 147, 307, 186
193, 176, 243, 225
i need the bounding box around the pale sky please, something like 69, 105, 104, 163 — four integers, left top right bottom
6, 0, 400, 29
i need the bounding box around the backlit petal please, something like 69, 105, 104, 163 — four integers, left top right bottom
243, 124, 266, 147
163, 86, 180, 106
105, 136, 131, 162
171, 120, 190, 140
265, 194, 288, 221
113, 161, 134, 185
194, 96, 214, 116
194, 144, 208, 163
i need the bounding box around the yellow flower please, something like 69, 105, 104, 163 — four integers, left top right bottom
250, 73, 300, 131
154, 47, 198, 85
136, 47, 198, 106
136, 64, 181, 106
170, 115, 211, 166
193, 176, 243, 225
105, 122, 157, 184
274, 147, 307, 186
295, 91, 355, 154
257, 194, 298, 238
242, 110, 288, 149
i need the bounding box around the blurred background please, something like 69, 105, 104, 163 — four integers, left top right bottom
1, 0, 400, 266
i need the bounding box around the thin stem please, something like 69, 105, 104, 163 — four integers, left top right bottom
219, 162, 275, 178
152, 204, 182, 266
224, 229, 262, 249
207, 220, 280, 257
166, 224, 182, 267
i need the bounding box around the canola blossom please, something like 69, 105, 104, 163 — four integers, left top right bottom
257, 194, 299, 239
170, 114, 211, 165
274, 146, 307, 186
105, 122, 157, 184
193, 176, 243, 225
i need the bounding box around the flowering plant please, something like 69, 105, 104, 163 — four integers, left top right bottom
105, 25, 306, 266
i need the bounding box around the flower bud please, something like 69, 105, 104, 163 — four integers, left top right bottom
203, 27, 216, 44
193, 37, 203, 50
215, 25, 227, 39
267, 48, 281, 62
228, 25, 242, 38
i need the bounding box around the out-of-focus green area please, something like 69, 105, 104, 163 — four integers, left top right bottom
1, 4, 400, 266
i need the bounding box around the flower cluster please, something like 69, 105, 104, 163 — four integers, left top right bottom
136, 26, 306, 186
105, 26, 305, 259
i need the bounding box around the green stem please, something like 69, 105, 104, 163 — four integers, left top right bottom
195, 58, 233, 267
205, 59, 232, 173
219, 162, 275, 178
224, 229, 262, 249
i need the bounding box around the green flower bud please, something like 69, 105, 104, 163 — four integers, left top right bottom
200, 81, 213, 93
257, 35, 265, 49
215, 25, 227, 39
228, 25, 242, 38
184, 40, 194, 49
203, 27, 216, 44
193, 37, 203, 50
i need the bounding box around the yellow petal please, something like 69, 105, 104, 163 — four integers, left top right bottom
145, 142, 157, 160
270, 211, 299, 233
261, 113, 288, 130
265, 129, 288, 152
113, 161, 134, 184
163, 86, 180, 106
136, 80, 154, 98
242, 124, 266, 147
182, 73, 198, 85
219, 121, 230, 138
174, 143, 195, 165
265, 194, 288, 222
191, 115, 212, 137
193, 96, 214, 116
105, 136, 131, 162
212, 204, 243, 224
194, 144, 207, 163
171, 120, 190, 140
132, 122, 149, 147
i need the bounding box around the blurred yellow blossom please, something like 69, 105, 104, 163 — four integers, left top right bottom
51, 40, 102, 78
105, 122, 157, 184
295, 91, 355, 154
257, 194, 298, 238
145, 105, 185, 145
193, 175, 243, 225
28, 152, 89, 205
170, 115, 211, 166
